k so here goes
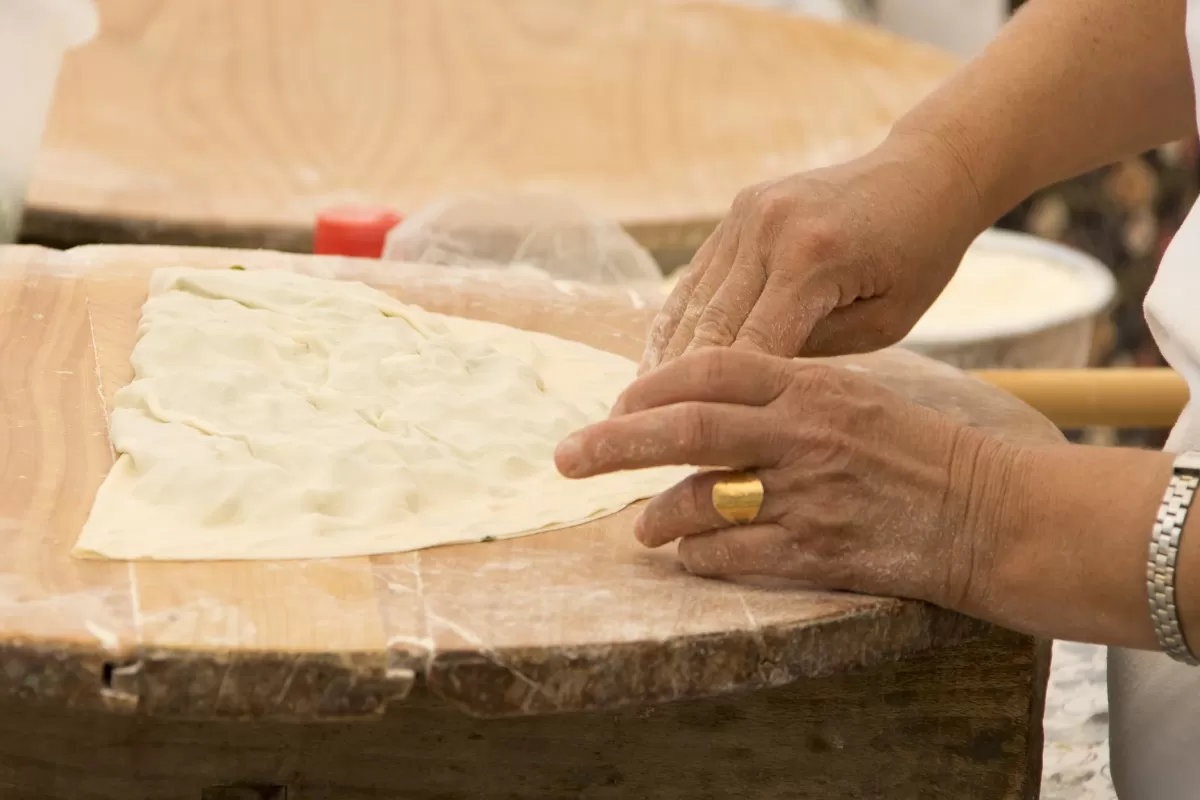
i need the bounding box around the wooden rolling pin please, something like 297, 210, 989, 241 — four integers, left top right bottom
969, 368, 1189, 429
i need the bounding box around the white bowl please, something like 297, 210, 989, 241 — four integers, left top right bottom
900, 228, 1117, 369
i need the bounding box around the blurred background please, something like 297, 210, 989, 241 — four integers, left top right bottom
12, 0, 1189, 457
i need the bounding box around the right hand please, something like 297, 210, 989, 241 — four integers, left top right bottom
642, 132, 988, 372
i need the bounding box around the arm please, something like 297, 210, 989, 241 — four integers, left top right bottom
644, 0, 1197, 367
892, 0, 1196, 227
979, 444, 1183, 650
829, 0, 1200, 647
902, 0, 1199, 648
560, 349, 1199, 654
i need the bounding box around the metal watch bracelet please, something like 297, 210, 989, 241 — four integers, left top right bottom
1148, 451, 1200, 666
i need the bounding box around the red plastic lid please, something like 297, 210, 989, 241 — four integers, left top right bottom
313, 205, 404, 258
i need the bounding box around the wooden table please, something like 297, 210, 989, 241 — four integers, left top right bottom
0, 244, 1052, 799
24, 0, 956, 266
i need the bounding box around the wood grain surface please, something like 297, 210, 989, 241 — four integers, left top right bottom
0, 244, 1059, 724
25, 0, 957, 263
0, 629, 1048, 799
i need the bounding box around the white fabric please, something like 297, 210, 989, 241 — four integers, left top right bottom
1108, 6, 1200, 796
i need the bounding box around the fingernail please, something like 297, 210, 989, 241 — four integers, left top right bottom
632, 512, 648, 544
555, 433, 583, 475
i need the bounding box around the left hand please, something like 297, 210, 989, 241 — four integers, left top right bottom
554, 348, 1015, 613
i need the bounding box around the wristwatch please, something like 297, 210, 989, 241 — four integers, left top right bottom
1148, 450, 1200, 666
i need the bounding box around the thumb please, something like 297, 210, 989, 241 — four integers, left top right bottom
798, 296, 908, 357
731, 273, 839, 357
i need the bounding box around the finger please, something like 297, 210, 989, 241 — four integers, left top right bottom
733, 270, 839, 357
660, 223, 740, 364
634, 469, 785, 548
676, 524, 794, 577
612, 348, 791, 417
685, 238, 767, 353
555, 402, 781, 479
640, 222, 724, 375
800, 297, 906, 357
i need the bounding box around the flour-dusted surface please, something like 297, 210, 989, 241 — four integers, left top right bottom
74, 267, 691, 561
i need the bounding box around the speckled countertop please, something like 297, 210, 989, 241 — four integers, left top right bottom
1043, 642, 1115, 799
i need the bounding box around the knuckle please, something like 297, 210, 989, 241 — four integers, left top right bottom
792, 219, 844, 265
676, 301, 705, 330
692, 306, 738, 346
764, 266, 804, 298
740, 190, 794, 248
695, 347, 731, 384
731, 188, 758, 215
756, 188, 793, 222
734, 323, 774, 354
733, 182, 796, 234
768, 215, 844, 268
809, 506, 857, 549
800, 432, 852, 473
732, 181, 771, 211
679, 403, 716, 448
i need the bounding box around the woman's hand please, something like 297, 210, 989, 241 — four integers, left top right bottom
642, 132, 986, 372
557, 348, 1185, 648
556, 348, 1013, 612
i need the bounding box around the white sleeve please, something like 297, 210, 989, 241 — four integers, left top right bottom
1144, 217, 1200, 454
1109, 209, 1200, 800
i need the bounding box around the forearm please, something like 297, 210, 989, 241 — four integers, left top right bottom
976, 443, 1193, 650
888, 0, 1194, 228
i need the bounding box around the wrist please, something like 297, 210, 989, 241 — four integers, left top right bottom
939, 428, 1019, 617
874, 125, 992, 249
887, 95, 1045, 232
980, 444, 1174, 646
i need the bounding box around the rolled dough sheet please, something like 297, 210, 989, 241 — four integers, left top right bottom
74, 267, 693, 561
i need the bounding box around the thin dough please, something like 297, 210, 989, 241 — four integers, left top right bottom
74, 267, 693, 561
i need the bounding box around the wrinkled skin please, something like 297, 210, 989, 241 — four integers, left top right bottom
641, 133, 985, 373
555, 349, 1013, 610
551, 0, 1200, 659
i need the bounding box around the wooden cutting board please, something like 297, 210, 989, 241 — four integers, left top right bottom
0, 243, 1059, 724
25, 0, 957, 263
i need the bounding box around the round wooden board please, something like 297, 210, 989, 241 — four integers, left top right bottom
0, 243, 1054, 721
26, 0, 956, 261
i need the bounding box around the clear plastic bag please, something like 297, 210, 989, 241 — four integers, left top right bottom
382, 190, 662, 286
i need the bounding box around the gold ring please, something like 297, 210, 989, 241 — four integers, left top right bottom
711, 471, 764, 525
